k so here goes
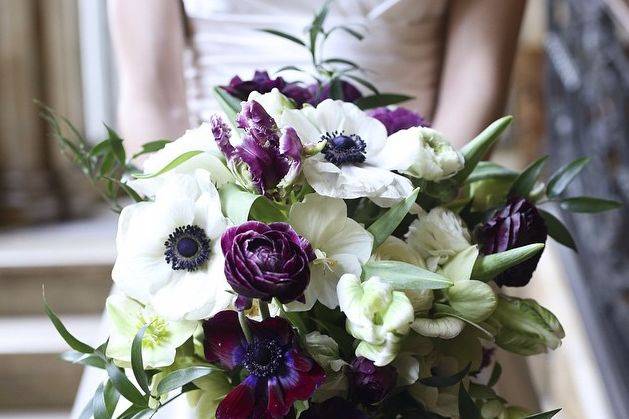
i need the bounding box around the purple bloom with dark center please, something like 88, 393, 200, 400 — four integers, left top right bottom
221, 221, 315, 309
347, 357, 397, 405
308, 80, 363, 105
367, 107, 429, 135
477, 197, 548, 287
301, 397, 367, 419
203, 311, 325, 419
211, 102, 303, 196
222, 70, 287, 101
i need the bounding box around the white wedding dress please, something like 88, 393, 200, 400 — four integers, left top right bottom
72, 1, 449, 417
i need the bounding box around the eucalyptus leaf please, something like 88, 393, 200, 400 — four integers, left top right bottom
523, 408, 562, 419
156, 366, 218, 395
471, 243, 545, 282
546, 157, 589, 198
355, 93, 413, 109
367, 187, 419, 249
454, 116, 513, 184
419, 362, 470, 388
43, 291, 94, 354
362, 260, 453, 291
131, 325, 150, 394
345, 74, 379, 94
105, 362, 147, 406
509, 156, 548, 198
61, 350, 106, 369
559, 196, 621, 213
458, 385, 482, 419
132, 150, 203, 179
468, 383, 498, 400
219, 182, 261, 224
105, 125, 126, 165
538, 209, 577, 251
322, 57, 360, 68
78, 394, 95, 419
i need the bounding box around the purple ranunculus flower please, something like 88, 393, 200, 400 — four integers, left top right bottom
222, 70, 287, 101
477, 197, 548, 287
308, 80, 363, 105
221, 221, 315, 309
348, 357, 397, 405
301, 397, 367, 419
367, 106, 429, 135
211, 102, 303, 196
203, 311, 325, 419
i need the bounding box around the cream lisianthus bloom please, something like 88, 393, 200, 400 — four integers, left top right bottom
112, 170, 233, 320
286, 194, 373, 311
129, 123, 234, 197
280, 99, 414, 206
379, 127, 463, 182
406, 207, 472, 271
105, 295, 197, 368
337, 274, 414, 366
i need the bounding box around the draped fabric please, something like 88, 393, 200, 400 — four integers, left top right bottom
182, 0, 449, 126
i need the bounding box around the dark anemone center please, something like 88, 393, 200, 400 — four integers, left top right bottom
164, 225, 210, 271
322, 130, 366, 166
242, 338, 284, 378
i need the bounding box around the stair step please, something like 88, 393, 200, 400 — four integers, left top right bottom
0, 315, 104, 410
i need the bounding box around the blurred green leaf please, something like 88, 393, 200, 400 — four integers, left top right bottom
355, 93, 414, 109
258, 28, 306, 46
156, 366, 218, 395
132, 140, 170, 159
133, 150, 203, 179
420, 362, 470, 387
367, 188, 419, 249
465, 161, 517, 184
538, 209, 576, 251
523, 409, 562, 419
105, 362, 146, 406
322, 57, 360, 68
93, 383, 109, 419
61, 350, 106, 369
509, 156, 548, 198
131, 325, 150, 394
219, 183, 261, 224
43, 291, 94, 354
212, 86, 242, 124
345, 74, 379, 94
546, 157, 590, 198
129, 409, 156, 419
559, 196, 621, 213
488, 361, 502, 387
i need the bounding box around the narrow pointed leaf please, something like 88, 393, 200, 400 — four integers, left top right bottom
471, 243, 545, 282
93, 383, 109, 419
355, 93, 413, 109
488, 362, 502, 387
104, 380, 120, 417
212, 86, 242, 124
362, 260, 453, 291
465, 161, 517, 184
454, 116, 513, 183
368, 188, 419, 249
258, 29, 306, 46
559, 197, 621, 213
420, 362, 471, 387
43, 292, 94, 354
61, 350, 106, 369
523, 409, 562, 419
156, 366, 218, 395
509, 156, 548, 198
132, 150, 203, 179
459, 385, 482, 419
538, 209, 577, 251
105, 362, 146, 406
547, 157, 590, 198
132, 139, 170, 159
131, 325, 150, 394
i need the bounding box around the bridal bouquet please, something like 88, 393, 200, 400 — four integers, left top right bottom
43, 4, 619, 419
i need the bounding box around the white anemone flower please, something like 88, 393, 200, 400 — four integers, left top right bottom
112, 170, 234, 320
129, 123, 234, 197
105, 295, 197, 368
285, 194, 373, 311
280, 99, 414, 206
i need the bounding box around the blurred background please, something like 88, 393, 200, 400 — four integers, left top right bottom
0, 0, 627, 418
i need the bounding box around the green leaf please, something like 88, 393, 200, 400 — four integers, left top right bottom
105, 125, 126, 165
487, 362, 502, 387
132, 150, 203, 179
433, 304, 496, 340
547, 157, 590, 198
454, 116, 513, 184
132, 139, 170, 159
523, 409, 562, 419
129, 409, 156, 419
471, 243, 545, 282
61, 350, 106, 369
219, 182, 261, 224
105, 362, 146, 406
419, 362, 470, 387
212, 86, 242, 124
344, 74, 379, 95
559, 196, 622, 213
89, 139, 112, 158
258, 29, 306, 46
275, 65, 304, 73
78, 394, 94, 419
249, 196, 288, 223
322, 57, 360, 68
131, 324, 150, 394
509, 156, 548, 198
367, 188, 419, 249
156, 366, 217, 395
116, 404, 146, 419
459, 385, 482, 419
362, 260, 453, 291
355, 93, 413, 109
329, 77, 344, 100
43, 291, 94, 353
465, 161, 517, 184
93, 383, 109, 419
468, 383, 498, 400
104, 380, 120, 417
538, 209, 577, 251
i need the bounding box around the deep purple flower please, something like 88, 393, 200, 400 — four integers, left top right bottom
211, 103, 303, 196
282, 83, 314, 107
221, 221, 315, 308
308, 80, 363, 105
477, 197, 548, 287
204, 311, 325, 419
367, 107, 429, 135
301, 397, 367, 419
222, 70, 287, 101
347, 357, 397, 405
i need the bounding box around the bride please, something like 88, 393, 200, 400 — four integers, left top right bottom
73, 0, 527, 417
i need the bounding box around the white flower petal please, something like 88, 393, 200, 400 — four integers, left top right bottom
411, 316, 465, 339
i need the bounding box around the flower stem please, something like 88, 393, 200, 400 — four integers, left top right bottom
259, 300, 271, 319
238, 311, 253, 343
